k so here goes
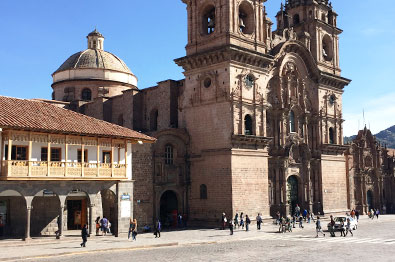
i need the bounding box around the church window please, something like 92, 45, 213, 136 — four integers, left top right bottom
150, 109, 158, 131
200, 184, 208, 199
204, 77, 212, 88
239, 1, 254, 34
165, 145, 174, 165
329, 94, 336, 105
322, 35, 333, 61
329, 127, 335, 144
244, 114, 253, 135
321, 13, 326, 23
290, 111, 296, 133
81, 88, 92, 101
293, 14, 300, 25
245, 75, 254, 88
202, 5, 215, 35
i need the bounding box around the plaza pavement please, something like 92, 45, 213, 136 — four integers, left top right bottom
0, 215, 394, 261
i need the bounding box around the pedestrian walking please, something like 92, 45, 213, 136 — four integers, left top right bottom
95, 217, 100, 236
276, 211, 281, 225
298, 216, 304, 229
370, 209, 375, 220
307, 211, 311, 223
245, 215, 251, 231
128, 218, 133, 240
355, 210, 360, 222
345, 218, 353, 237
292, 215, 296, 228
302, 209, 307, 221
376, 209, 380, 219
240, 212, 245, 229
132, 219, 138, 241
315, 216, 325, 238
155, 219, 161, 238
234, 213, 239, 229
80, 224, 88, 247
229, 219, 234, 235
221, 213, 227, 230
256, 213, 262, 230
329, 215, 336, 237
295, 204, 301, 217
339, 219, 346, 237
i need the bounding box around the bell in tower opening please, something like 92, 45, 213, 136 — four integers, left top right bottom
203, 5, 215, 35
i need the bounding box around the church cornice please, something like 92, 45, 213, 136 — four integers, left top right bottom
174, 45, 274, 72
319, 71, 351, 90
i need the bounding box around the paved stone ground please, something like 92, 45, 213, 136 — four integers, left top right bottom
1, 215, 395, 261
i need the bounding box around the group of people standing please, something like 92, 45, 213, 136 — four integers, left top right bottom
95, 216, 111, 236
222, 212, 262, 235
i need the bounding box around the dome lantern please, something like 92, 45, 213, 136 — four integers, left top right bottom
87, 29, 104, 50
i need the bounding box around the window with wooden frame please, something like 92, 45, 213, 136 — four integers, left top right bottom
41, 147, 61, 162
102, 151, 112, 164
77, 149, 88, 163
4, 145, 27, 160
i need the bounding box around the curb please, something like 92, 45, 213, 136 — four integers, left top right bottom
2, 242, 179, 262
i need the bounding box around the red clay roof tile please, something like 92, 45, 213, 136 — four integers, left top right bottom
0, 96, 155, 142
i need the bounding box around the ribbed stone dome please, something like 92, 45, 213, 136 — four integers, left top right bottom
54, 49, 132, 74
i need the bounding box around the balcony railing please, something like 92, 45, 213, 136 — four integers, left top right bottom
1, 160, 127, 180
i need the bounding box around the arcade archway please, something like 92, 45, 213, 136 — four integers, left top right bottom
0, 190, 26, 238
65, 190, 89, 230
160, 190, 178, 228
31, 189, 60, 236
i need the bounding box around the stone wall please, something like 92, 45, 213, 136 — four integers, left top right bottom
321, 154, 348, 213
132, 143, 154, 228
231, 150, 270, 219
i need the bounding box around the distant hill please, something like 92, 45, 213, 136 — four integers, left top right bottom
375, 125, 395, 149
344, 125, 395, 149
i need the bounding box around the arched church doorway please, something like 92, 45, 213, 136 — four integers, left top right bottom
160, 191, 178, 228
287, 175, 299, 215
101, 189, 117, 235
367, 190, 374, 210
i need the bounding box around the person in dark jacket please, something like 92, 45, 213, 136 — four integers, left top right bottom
80, 224, 88, 247
245, 215, 251, 231
155, 219, 161, 238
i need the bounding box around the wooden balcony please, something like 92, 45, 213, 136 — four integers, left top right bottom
0, 160, 127, 180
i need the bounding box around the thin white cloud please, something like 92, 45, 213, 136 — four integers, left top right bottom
343, 92, 395, 136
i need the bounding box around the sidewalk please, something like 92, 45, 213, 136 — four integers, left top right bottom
0, 215, 393, 261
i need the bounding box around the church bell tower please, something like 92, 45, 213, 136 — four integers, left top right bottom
276, 0, 342, 75
182, 0, 271, 55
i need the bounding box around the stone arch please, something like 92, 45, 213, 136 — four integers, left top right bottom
239, 1, 254, 34
0, 188, 27, 237
158, 190, 181, 228
64, 189, 91, 231
101, 189, 117, 235
31, 189, 61, 236
200, 1, 216, 35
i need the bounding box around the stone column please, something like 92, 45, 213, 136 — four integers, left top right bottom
88, 204, 93, 236
25, 207, 31, 241
58, 204, 64, 238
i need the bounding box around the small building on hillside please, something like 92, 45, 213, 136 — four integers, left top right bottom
0, 96, 155, 239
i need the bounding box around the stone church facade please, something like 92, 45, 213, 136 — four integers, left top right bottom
46, 0, 394, 227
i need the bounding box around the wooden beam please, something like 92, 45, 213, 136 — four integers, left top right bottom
47, 134, 51, 177
65, 135, 68, 177
81, 137, 85, 177
97, 137, 100, 177
28, 132, 32, 177
111, 139, 114, 178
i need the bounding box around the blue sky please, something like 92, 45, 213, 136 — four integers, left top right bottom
0, 0, 393, 136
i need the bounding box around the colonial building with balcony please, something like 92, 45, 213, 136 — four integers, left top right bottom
0, 96, 155, 239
